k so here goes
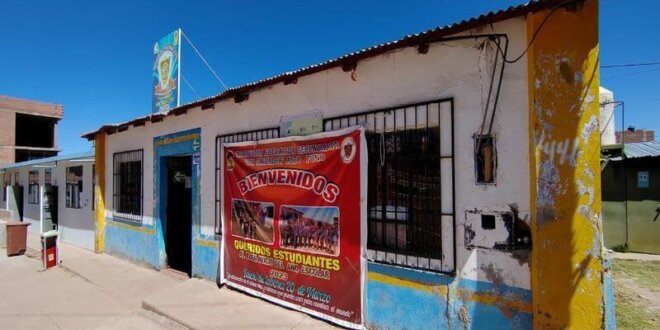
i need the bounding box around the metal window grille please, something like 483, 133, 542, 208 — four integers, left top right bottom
215, 128, 280, 234
324, 99, 455, 272
28, 171, 39, 204
65, 166, 83, 209
113, 150, 143, 222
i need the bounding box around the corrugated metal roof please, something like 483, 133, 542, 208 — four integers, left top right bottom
624, 141, 660, 159
0, 151, 94, 171
82, 0, 569, 140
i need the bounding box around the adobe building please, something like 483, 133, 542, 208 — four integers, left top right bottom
0, 95, 63, 165
83, 0, 615, 328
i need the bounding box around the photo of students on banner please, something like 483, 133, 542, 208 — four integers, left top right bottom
280, 206, 339, 256
220, 126, 366, 329
231, 199, 274, 243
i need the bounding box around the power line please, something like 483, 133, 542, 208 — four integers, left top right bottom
602, 67, 660, 79
601, 62, 660, 68
181, 30, 229, 90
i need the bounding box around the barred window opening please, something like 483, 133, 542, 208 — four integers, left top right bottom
113, 150, 143, 222
65, 166, 83, 209
324, 100, 454, 272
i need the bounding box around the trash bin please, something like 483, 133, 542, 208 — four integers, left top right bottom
6, 221, 30, 256
41, 230, 58, 269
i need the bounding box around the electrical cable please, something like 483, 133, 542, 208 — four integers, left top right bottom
476, 40, 500, 158
487, 36, 508, 135
182, 75, 202, 100
494, 1, 575, 64
602, 62, 660, 68
181, 31, 229, 90
478, 40, 500, 137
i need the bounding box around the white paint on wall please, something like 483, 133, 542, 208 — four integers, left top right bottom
103, 18, 531, 288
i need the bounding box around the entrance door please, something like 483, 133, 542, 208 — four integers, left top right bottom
43, 185, 58, 231
165, 156, 192, 276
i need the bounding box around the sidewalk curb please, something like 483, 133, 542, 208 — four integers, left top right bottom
142, 300, 195, 330
59, 258, 195, 329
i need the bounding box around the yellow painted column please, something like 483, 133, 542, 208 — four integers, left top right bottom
94, 134, 106, 253
527, 1, 605, 328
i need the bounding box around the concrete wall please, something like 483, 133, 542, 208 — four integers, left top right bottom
527, 1, 609, 328
100, 15, 535, 328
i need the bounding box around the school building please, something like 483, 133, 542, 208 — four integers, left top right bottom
1, 152, 96, 250
81, 0, 614, 328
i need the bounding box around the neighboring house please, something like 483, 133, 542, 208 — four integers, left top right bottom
82, 0, 612, 329
602, 141, 660, 254
616, 128, 655, 143
0, 95, 62, 165
0, 152, 96, 250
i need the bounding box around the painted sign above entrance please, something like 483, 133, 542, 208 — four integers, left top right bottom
221, 126, 366, 329
280, 111, 323, 137
152, 29, 181, 114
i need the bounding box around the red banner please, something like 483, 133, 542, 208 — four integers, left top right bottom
221, 127, 366, 328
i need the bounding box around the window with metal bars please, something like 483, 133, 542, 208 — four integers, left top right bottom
113, 150, 143, 222
324, 99, 454, 272
65, 166, 83, 208
28, 170, 39, 204
215, 128, 280, 234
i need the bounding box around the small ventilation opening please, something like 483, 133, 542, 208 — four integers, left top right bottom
481, 214, 496, 230
475, 135, 496, 184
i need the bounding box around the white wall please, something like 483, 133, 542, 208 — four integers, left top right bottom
1, 159, 95, 250
104, 18, 531, 288
56, 160, 95, 250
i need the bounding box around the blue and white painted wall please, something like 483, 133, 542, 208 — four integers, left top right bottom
104, 127, 219, 280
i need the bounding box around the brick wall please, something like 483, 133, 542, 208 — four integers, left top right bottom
0, 95, 63, 118
0, 110, 15, 165
0, 96, 63, 166
616, 130, 655, 143
0, 147, 14, 165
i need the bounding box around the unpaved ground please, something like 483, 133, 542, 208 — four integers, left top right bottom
612, 256, 660, 329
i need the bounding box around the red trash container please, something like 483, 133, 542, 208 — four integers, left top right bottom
41, 230, 58, 269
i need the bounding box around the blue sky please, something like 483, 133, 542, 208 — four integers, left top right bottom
1, 0, 657, 153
